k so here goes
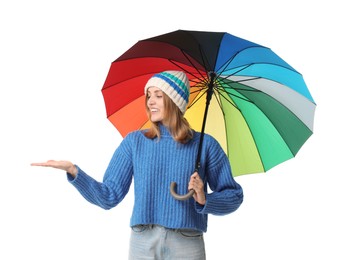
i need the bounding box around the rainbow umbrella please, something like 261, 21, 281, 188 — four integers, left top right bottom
101, 30, 316, 199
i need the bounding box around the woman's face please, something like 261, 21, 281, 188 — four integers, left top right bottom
147, 87, 166, 125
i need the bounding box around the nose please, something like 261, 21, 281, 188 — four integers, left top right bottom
148, 96, 155, 106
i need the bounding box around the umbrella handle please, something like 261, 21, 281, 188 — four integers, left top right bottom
170, 182, 195, 200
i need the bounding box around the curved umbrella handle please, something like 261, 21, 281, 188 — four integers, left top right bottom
170, 182, 195, 201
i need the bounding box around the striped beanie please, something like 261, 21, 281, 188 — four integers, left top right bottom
144, 71, 190, 114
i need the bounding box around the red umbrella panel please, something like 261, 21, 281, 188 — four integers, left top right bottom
102, 42, 207, 137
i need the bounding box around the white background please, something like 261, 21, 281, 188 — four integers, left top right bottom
1, 0, 354, 259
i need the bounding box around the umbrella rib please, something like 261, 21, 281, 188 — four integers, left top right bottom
215, 50, 272, 79
212, 89, 226, 116
187, 88, 209, 109
214, 88, 241, 111
216, 83, 255, 104
221, 86, 261, 93
235, 76, 262, 83
197, 43, 213, 73
216, 76, 262, 95
215, 51, 240, 77
218, 63, 255, 81
168, 50, 209, 82
220, 91, 253, 104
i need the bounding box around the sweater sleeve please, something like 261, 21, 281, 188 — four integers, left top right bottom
67, 135, 134, 210
195, 135, 243, 215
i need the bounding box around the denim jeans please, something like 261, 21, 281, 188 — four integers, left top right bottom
129, 224, 206, 260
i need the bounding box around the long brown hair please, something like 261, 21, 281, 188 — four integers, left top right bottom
144, 92, 193, 143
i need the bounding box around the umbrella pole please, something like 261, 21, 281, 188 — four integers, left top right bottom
170, 72, 216, 200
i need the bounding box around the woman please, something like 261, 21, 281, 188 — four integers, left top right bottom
31, 70, 243, 260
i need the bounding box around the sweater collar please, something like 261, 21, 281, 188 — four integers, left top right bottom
158, 123, 171, 137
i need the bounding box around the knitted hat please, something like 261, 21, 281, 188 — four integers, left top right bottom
144, 71, 190, 114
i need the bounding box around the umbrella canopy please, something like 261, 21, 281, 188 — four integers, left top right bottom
102, 30, 316, 178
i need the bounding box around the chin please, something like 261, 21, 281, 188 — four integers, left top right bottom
150, 117, 163, 123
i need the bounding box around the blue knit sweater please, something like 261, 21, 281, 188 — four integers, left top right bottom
68, 125, 243, 232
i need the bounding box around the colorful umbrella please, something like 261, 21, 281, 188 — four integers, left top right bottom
101, 30, 316, 199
